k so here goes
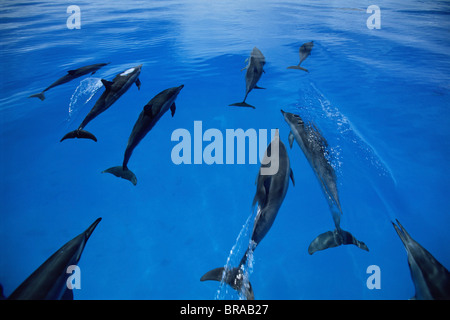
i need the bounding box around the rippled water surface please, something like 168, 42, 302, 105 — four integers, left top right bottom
1, 0, 449, 299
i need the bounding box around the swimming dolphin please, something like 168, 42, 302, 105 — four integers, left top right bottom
281, 110, 368, 254
287, 41, 313, 72
29, 63, 110, 101
392, 219, 450, 300
60, 65, 142, 142
229, 47, 266, 109
102, 85, 184, 185
201, 130, 294, 299
6, 218, 101, 300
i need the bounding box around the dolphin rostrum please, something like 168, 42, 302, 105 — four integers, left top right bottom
29, 63, 110, 101
60, 64, 142, 142
200, 130, 294, 299
102, 85, 184, 185
287, 41, 313, 72
229, 47, 266, 109
6, 218, 101, 300
392, 219, 450, 300
281, 110, 368, 254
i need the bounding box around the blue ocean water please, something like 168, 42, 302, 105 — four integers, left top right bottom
1, 0, 449, 300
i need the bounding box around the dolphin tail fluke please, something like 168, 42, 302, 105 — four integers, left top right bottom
60, 129, 97, 142
229, 102, 256, 109
29, 92, 45, 101
102, 166, 137, 186
200, 267, 254, 300
308, 228, 369, 255
287, 65, 309, 72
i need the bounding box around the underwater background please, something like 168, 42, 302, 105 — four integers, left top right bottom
0, 0, 449, 299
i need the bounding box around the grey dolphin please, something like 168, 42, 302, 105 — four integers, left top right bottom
281, 110, 368, 254
287, 41, 313, 72
6, 218, 101, 300
392, 219, 450, 300
29, 63, 110, 101
201, 130, 294, 299
102, 85, 184, 185
229, 47, 266, 109
60, 64, 142, 142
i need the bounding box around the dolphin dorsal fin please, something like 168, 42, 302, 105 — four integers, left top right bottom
144, 103, 154, 116
101, 79, 113, 90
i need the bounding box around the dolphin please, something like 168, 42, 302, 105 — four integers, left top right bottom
102, 85, 184, 185
6, 218, 101, 300
281, 110, 368, 254
229, 47, 266, 109
287, 41, 313, 72
29, 63, 110, 101
201, 130, 294, 299
60, 64, 142, 142
392, 219, 450, 300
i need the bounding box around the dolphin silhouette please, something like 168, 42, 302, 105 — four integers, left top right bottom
60, 65, 142, 142
392, 219, 450, 300
201, 130, 294, 299
102, 85, 184, 185
29, 63, 109, 101
6, 218, 101, 300
287, 41, 313, 72
281, 110, 368, 254
229, 47, 266, 109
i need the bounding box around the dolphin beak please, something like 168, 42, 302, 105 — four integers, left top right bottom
280, 109, 285, 115
84, 217, 102, 240
177, 84, 184, 92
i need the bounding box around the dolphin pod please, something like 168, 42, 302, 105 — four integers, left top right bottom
29, 63, 110, 101
16, 41, 449, 300
4, 218, 101, 300
60, 64, 142, 142
229, 47, 266, 109
392, 220, 450, 300
200, 130, 294, 299
287, 41, 313, 72
102, 85, 184, 185
281, 110, 368, 254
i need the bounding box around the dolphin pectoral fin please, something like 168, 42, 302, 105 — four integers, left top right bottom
170, 103, 176, 117
200, 267, 254, 300
290, 168, 295, 186
254, 85, 265, 89
102, 166, 137, 185
308, 229, 369, 254
229, 102, 256, 109
287, 65, 309, 72
60, 129, 97, 142
288, 131, 294, 149
135, 78, 141, 90
29, 92, 46, 101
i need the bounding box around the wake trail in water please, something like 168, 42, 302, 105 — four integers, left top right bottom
291, 81, 399, 222
215, 209, 256, 300
63, 77, 103, 126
